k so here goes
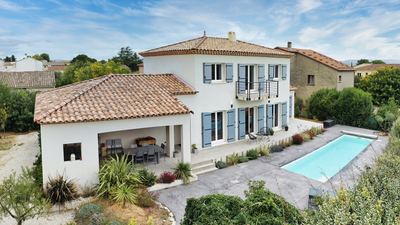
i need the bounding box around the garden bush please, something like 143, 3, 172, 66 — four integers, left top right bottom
138, 168, 157, 187
89, 213, 106, 225
107, 221, 122, 225
136, 186, 159, 208
238, 156, 249, 163
246, 149, 258, 160
292, 134, 304, 145
173, 161, 193, 185
158, 171, 177, 183
227, 153, 239, 166
46, 172, 78, 206
299, 132, 311, 142
270, 145, 284, 152
258, 145, 270, 156
295, 106, 301, 117
305, 129, 315, 140
295, 96, 304, 111
33, 133, 42, 188
77, 204, 102, 221
216, 161, 227, 169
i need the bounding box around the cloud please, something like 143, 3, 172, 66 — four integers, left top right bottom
0, 0, 39, 11
297, 0, 322, 14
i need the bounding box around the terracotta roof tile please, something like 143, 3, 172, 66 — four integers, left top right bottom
290, 86, 297, 91
355, 64, 400, 71
275, 47, 354, 71
34, 73, 198, 124
140, 35, 294, 58
49, 62, 65, 66
47, 66, 66, 71
0, 71, 55, 88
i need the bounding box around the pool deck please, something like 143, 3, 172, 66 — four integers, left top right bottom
157, 125, 388, 223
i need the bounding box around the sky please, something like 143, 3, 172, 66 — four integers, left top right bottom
1, 0, 400, 62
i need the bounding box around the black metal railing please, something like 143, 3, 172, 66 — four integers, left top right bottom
235, 80, 279, 101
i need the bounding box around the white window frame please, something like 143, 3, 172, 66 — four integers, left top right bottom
271, 104, 279, 129
274, 65, 280, 80
244, 64, 258, 92
211, 63, 225, 83
211, 111, 225, 144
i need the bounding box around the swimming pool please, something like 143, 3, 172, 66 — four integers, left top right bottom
281, 135, 373, 182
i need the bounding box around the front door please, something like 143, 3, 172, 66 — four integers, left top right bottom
211, 112, 224, 143
245, 107, 254, 134
271, 104, 279, 129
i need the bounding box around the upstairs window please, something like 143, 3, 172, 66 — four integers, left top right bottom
339, 75, 342, 82
308, 75, 315, 85
211, 64, 223, 81
274, 65, 279, 79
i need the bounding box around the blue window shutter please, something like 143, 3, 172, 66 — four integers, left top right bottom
289, 96, 292, 118
238, 64, 246, 94
282, 102, 287, 128
268, 64, 274, 80
227, 109, 236, 142
282, 64, 287, 80
203, 63, 212, 84
258, 105, 264, 133
267, 104, 273, 129
202, 112, 212, 147
238, 108, 246, 140
258, 64, 265, 92
226, 63, 233, 83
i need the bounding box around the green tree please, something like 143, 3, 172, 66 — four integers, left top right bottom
111, 46, 142, 71
4, 56, 11, 62
358, 66, 400, 105
70, 54, 97, 64
11, 55, 16, 62
0, 107, 8, 134
57, 61, 92, 87
32, 54, 44, 61
356, 59, 370, 65
354, 75, 361, 87
371, 60, 386, 64
0, 168, 51, 225
40, 53, 50, 62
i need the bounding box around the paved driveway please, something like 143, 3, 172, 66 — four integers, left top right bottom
157, 125, 388, 223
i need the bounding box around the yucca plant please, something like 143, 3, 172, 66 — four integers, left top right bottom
46, 172, 78, 207
95, 154, 141, 199
173, 160, 193, 185
227, 153, 239, 166
112, 184, 137, 208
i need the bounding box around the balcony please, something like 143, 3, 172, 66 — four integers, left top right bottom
236, 81, 279, 101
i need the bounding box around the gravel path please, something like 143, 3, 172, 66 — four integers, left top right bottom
0, 132, 81, 225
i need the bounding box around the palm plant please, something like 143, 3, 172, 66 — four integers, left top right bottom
112, 184, 137, 208
46, 171, 78, 207
173, 160, 193, 185
227, 153, 239, 166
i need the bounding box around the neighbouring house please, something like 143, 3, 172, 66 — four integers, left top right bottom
0, 71, 55, 91
276, 42, 354, 100
0, 60, 4, 67
354, 64, 400, 77
45, 61, 67, 73
0, 57, 44, 72
138, 63, 144, 73
35, 31, 296, 187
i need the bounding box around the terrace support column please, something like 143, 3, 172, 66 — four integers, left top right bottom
168, 125, 175, 158
181, 123, 191, 163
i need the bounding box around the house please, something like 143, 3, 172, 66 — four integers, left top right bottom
45, 62, 67, 73
354, 64, 400, 77
276, 42, 354, 100
35, 31, 296, 187
0, 57, 44, 72
0, 71, 55, 91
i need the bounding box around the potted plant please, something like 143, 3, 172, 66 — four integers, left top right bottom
285, 124, 289, 131
191, 144, 198, 154
270, 128, 274, 136
173, 150, 179, 158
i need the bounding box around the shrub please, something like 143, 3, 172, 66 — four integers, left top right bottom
238, 156, 249, 163
299, 132, 311, 142
376, 98, 399, 132
77, 204, 101, 221
270, 145, 284, 152
81, 184, 95, 198
112, 184, 137, 208
305, 130, 315, 140
89, 213, 106, 225
173, 161, 193, 185
95, 154, 141, 199
108, 221, 122, 225
295, 96, 304, 111
138, 168, 157, 187
136, 186, 159, 208
258, 145, 270, 157
246, 149, 258, 160
310, 126, 322, 136
158, 171, 177, 183
216, 161, 227, 169
46, 172, 78, 206
292, 134, 304, 145
227, 153, 239, 166
147, 216, 154, 225
295, 106, 301, 117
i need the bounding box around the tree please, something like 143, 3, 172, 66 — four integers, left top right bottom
0, 107, 8, 134
32, 54, 44, 61
354, 75, 361, 87
4, 56, 11, 62
0, 168, 51, 225
57, 61, 92, 87
371, 60, 386, 64
358, 66, 400, 105
11, 55, 16, 62
70, 54, 97, 64
111, 46, 142, 71
40, 53, 50, 62
356, 59, 369, 65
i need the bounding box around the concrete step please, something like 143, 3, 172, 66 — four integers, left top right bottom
192, 162, 216, 174
194, 167, 218, 175
191, 159, 213, 168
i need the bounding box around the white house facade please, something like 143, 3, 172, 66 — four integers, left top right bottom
0, 58, 43, 72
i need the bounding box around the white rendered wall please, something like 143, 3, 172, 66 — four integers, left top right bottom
144, 54, 291, 150
41, 114, 191, 188
15, 58, 43, 71
0, 60, 3, 67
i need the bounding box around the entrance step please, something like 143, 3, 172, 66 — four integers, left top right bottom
194, 166, 218, 175
192, 162, 218, 175
191, 159, 213, 168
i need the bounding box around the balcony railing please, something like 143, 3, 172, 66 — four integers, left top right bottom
235, 81, 279, 101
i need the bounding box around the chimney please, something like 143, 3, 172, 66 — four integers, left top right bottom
204, 31, 206, 36
287, 42, 292, 50
228, 31, 236, 42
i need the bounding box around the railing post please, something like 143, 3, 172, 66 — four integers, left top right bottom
277, 81, 279, 97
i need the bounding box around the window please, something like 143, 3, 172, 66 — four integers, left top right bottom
63, 143, 82, 161
274, 65, 279, 78
308, 75, 315, 85
339, 75, 342, 82
211, 112, 223, 142
357, 72, 362, 77
271, 104, 279, 128
211, 64, 223, 81
366, 72, 368, 76
245, 65, 256, 90
245, 107, 254, 133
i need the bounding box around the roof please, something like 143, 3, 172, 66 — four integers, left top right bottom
355, 64, 400, 71
34, 73, 198, 125
290, 86, 297, 91
49, 62, 65, 66
137, 63, 143, 67
275, 47, 354, 71
47, 66, 67, 71
140, 35, 294, 58
0, 71, 55, 89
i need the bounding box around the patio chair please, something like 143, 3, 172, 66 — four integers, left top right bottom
130, 144, 138, 148
247, 133, 258, 144
142, 143, 149, 147
114, 139, 123, 154
134, 150, 144, 165
147, 149, 157, 166
106, 139, 114, 154
258, 127, 271, 142
161, 143, 166, 161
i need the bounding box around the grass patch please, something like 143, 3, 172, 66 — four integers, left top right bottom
17, 143, 24, 146
0, 141, 12, 150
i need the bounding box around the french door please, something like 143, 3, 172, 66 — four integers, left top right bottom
211, 112, 224, 142
245, 107, 254, 134
245, 65, 255, 91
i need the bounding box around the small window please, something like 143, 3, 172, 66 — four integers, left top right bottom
211, 64, 223, 81
274, 65, 279, 78
357, 72, 362, 77
63, 143, 82, 161
366, 72, 368, 76
308, 75, 315, 85
339, 75, 342, 82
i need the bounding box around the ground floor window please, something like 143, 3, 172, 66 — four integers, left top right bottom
245, 107, 254, 134
211, 112, 224, 142
272, 104, 279, 128
63, 143, 82, 161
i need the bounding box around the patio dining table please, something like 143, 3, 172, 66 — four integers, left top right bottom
123, 145, 164, 165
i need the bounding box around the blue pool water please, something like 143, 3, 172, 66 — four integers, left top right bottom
281, 135, 373, 182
